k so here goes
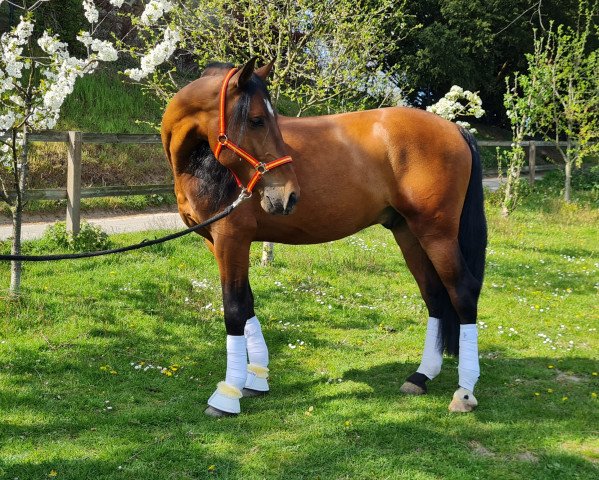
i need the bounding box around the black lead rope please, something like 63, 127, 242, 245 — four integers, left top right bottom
0, 194, 246, 262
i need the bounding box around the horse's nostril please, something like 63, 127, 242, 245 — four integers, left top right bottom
285, 192, 298, 213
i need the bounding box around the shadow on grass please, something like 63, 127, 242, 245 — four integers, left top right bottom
2, 347, 597, 479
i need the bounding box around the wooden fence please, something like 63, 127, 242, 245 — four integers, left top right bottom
5, 131, 564, 234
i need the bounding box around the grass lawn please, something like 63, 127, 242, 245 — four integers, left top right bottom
0, 198, 597, 479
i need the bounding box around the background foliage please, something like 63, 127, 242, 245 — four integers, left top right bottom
389, 0, 588, 121
1, 0, 595, 126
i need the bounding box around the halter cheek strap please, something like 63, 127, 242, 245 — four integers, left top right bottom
213, 68, 293, 195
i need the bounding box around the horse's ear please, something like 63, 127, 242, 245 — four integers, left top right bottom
233, 56, 258, 89
255, 58, 275, 81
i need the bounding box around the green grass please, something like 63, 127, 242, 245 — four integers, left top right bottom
59, 69, 163, 134
1, 198, 598, 479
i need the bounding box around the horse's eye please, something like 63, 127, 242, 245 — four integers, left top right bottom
249, 117, 265, 128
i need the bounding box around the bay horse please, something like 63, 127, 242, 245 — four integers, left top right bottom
161, 58, 487, 417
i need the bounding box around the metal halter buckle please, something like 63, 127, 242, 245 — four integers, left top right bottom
231, 189, 252, 208
256, 163, 268, 175
218, 134, 228, 145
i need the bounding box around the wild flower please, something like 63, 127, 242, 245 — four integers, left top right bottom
99, 364, 117, 374
191, 279, 211, 289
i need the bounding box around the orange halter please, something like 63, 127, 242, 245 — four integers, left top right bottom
213, 68, 293, 195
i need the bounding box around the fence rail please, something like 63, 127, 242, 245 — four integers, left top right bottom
3, 131, 569, 233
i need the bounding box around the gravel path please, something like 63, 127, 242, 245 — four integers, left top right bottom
0, 210, 183, 241
0, 177, 504, 241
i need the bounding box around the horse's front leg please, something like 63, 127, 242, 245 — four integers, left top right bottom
243, 282, 270, 397
204, 238, 268, 417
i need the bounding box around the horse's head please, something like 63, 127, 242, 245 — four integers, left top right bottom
206, 58, 299, 216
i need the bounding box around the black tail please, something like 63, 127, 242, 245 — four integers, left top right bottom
440, 127, 488, 355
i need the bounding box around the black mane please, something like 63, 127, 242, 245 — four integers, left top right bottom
188, 141, 237, 213
186, 61, 271, 211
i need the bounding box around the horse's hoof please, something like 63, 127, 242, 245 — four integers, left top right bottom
242, 388, 269, 398
400, 381, 426, 395
448, 387, 478, 413
204, 405, 237, 418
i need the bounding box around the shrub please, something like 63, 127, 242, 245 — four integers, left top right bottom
42, 221, 112, 252
539, 166, 599, 196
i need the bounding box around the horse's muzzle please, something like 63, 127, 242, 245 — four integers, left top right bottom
262, 189, 299, 216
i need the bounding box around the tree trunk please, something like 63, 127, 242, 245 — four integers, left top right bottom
564, 137, 572, 203
564, 160, 572, 203
9, 205, 23, 297
9, 126, 28, 297
261, 241, 274, 266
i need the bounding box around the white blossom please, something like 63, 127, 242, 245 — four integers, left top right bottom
38, 31, 68, 56
0, 112, 16, 132
91, 39, 118, 62
426, 86, 484, 133
83, 0, 99, 24
13, 17, 34, 43
124, 26, 180, 81
140, 0, 174, 26
0, 17, 34, 86
77, 32, 93, 48
109, 0, 125, 7
5, 60, 24, 79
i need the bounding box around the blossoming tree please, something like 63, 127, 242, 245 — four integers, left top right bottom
0, 0, 179, 295
426, 85, 485, 134
500, 68, 541, 217
527, 3, 599, 203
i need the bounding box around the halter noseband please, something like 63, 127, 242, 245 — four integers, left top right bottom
213, 68, 293, 195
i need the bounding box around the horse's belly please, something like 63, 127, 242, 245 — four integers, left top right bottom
254, 207, 389, 245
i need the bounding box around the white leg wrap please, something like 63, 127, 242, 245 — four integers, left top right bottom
244, 316, 269, 367
244, 316, 269, 392
458, 324, 480, 392
225, 335, 248, 390
416, 317, 443, 380
207, 335, 247, 413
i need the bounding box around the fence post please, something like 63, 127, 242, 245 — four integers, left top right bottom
66, 131, 82, 235
528, 141, 536, 185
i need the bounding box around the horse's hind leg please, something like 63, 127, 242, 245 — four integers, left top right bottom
415, 232, 482, 412
392, 222, 447, 395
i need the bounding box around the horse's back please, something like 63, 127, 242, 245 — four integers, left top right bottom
277, 107, 473, 234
